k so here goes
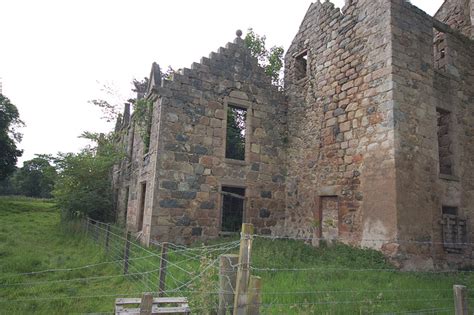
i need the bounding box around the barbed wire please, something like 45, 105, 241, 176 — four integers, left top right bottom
253, 233, 474, 246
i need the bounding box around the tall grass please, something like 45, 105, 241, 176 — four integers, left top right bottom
1, 196, 472, 314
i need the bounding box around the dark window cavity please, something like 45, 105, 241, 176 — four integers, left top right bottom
441, 206, 466, 253
124, 186, 130, 224
295, 51, 308, 80
436, 108, 453, 176
221, 186, 245, 232
137, 182, 146, 231
433, 30, 447, 71
225, 105, 247, 160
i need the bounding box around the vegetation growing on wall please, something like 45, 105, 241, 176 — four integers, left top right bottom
244, 28, 284, 86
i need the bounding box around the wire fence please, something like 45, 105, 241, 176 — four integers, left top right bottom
2, 218, 474, 314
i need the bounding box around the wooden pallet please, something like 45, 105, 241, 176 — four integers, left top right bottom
115, 296, 190, 314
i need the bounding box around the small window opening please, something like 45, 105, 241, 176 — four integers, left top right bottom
221, 186, 245, 232
442, 206, 457, 216
295, 51, 308, 80
225, 105, 247, 160
137, 182, 146, 231
441, 206, 466, 253
433, 30, 447, 70
436, 108, 453, 176
128, 129, 135, 160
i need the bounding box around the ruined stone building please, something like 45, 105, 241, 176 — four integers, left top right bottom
112, 0, 474, 268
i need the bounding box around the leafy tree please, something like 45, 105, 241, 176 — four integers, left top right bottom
244, 28, 284, 86
225, 106, 246, 160
0, 168, 18, 195
15, 155, 57, 198
53, 132, 122, 221
0, 94, 24, 180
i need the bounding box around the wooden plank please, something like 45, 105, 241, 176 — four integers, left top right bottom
220, 191, 245, 200
158, 242, 169, 297
218, 254, 238, 315
139, 293, 153, 315
233, 223, 254, 315
454, 285, 468, 315
116, 297, 188, 305
115, 306, 191, 314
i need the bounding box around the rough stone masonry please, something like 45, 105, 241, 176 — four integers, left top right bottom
112, 0, 474, 269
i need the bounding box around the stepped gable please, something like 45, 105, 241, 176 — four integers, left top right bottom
153, 34, 280, 103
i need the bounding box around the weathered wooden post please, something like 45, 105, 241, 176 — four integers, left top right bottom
158, 242, 169, 297
233, 223, 254, 315
247, 276, 262, 315
454, 285, 468, 315
139, 292, 154, 315
105, 224, 111, 253
218, 254, 239, 315
123, 231, 131, 274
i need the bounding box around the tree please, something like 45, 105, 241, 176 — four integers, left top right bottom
244, 28, 284, 86
0, 94, 24, 180
225, 106, 246, 160
53, 132, 122, 221
14, 155, 57, 198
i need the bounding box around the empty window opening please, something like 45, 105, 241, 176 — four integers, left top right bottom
221, 186, 245, 232
124, 186, 130, 224
319, 196, 339, 242
137, 182, 146, 231
436, 108, 453, 176
295, 51, 308, 80
225, 105, 247, 160
433, 30, 447, 70
442, 206, 458, 216
441, 206, 466, 253
128, 129, 135, 160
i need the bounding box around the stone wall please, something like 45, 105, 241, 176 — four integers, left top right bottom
284, 0, 397, 247
435, 0, 474, 39
146, 38, 287, 244
111, 0, 474, 268
391, 0, 474, 269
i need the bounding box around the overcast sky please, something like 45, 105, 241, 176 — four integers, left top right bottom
0, 0, 443, 165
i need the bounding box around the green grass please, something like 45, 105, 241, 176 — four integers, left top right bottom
0, 196, 142, 314
1, 196, 472, 314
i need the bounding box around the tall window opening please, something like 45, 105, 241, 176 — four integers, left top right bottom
124, 186, 130, 224
436, 108, 453, 176
433, 30, 447, 71
294, 50, 308, 80
221, 186, 245, 232
225, 105, 247, 160
441, 206, 466, 253
137, 182, 146, 231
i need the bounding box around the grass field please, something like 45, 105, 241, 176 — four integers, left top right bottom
1, 196, 473, 314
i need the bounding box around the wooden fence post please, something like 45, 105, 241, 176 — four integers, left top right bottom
218, 254, 239, 315
158, 242, 169, 297
123, 231, 131, 274
139, 292, 153, 315
105, 224, 111, 253
247, 276, 261, 315
233, 223, 254, 315
454, 285, 468, 315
